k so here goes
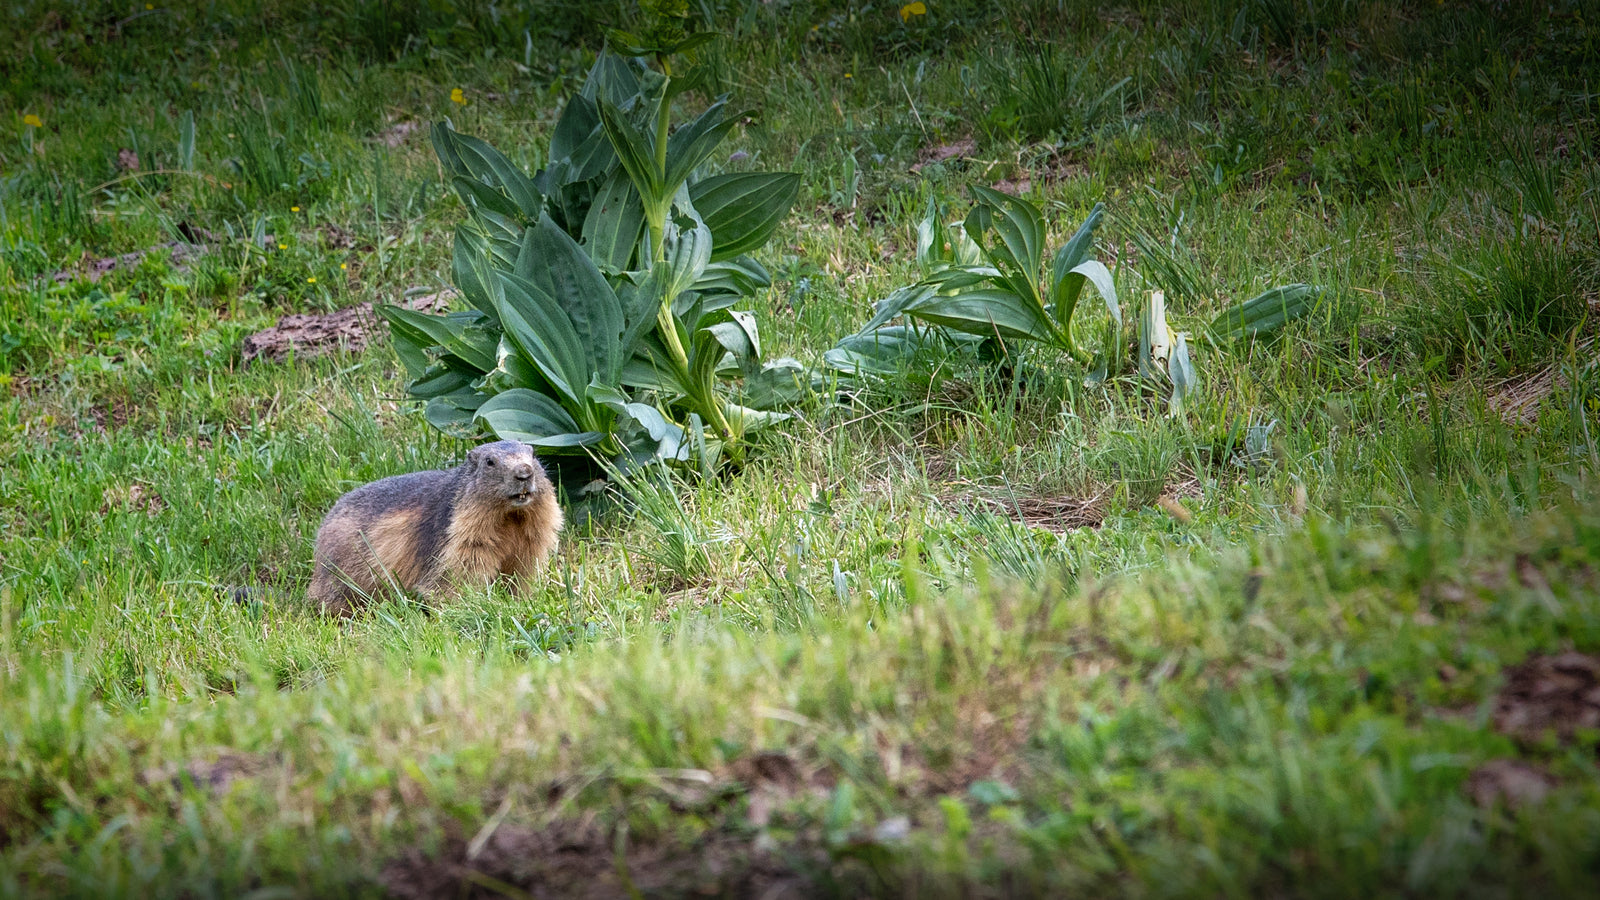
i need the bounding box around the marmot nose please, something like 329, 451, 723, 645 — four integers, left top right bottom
513, 463, 534, 481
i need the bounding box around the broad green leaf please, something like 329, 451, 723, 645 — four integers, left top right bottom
375, 305, 497, 373
431, 121, 470, 180
386, 316, 431, 378
178, 110, 196, 171
916, 200, 951, 274
924, 265, 998, 293
598, 97, 663, 204
688, 172, 801, 261
516, 216, 625, 383
904, 288, 1055, 343
480, 335, 549, 397
452, 227, 501, 323
967, 185, 1046, 308
824, 326, 957, 377
425, 389, 486, 438
861, 283, 938, 333
549, 94, 600, 163
1051, 202, 1104, 280
723, 403, 790, 436
692, 256, 771, 297
1209, 283, 1322, 341
614, 271, 667, 363
1053, 259, 1121, 339
659, 196, 714, 304
581, 167, 644, 272
1168, 331, 1196, 416
425, 401, 478, 437
579, 51, 652, 107
496, 272, 589, 407
475, 389, 606, 448
621, 333, 688, 394
452, 175, 522, 222
705, 309, 762, 368
541, 170, 603, 236
948, 221, 984, 267
588, 380, 687, 462
409, 361, 474, 399
438, 128, 542, 219
741, 358, 808, 409
664, 98, 736, 192
472, 206, 524, 267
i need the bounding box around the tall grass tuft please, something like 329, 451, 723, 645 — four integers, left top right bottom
1408, 234, 1597, 376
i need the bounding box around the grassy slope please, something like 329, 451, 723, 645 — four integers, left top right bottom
1, 0, 1598, 895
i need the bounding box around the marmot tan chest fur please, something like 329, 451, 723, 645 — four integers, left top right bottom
310, 441, 563, 616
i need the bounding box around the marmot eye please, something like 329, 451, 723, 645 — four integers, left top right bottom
484, 458, 496, 467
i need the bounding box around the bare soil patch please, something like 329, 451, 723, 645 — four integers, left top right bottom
380, 816, 809, 900
1487, 336, 1597, 426
911, 138, 977, 174
1492, 651, 1600, 749
240, 290, 453, 364
138, 750, 275, 797
99, 482, 164, 517
51, 240, 208, 285
1466, 759, 1556, 809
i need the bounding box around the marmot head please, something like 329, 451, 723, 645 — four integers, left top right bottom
464, 441, 551, 509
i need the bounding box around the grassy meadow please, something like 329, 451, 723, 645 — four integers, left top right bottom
2, 0, 1600, 895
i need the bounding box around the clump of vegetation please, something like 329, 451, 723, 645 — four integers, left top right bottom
828, 188, 1317, 417
380, 38, 802, 469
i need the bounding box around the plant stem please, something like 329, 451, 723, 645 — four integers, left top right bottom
650, 61, 674, 264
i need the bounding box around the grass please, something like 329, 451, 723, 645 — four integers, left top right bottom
1, 0, 1598, 895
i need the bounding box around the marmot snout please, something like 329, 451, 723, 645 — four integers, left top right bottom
309, 440, 563, 616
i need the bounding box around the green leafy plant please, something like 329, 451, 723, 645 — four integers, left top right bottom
1207, 283, 1322, 342
853, 187, 1121, 364
831, 190, 1320, 418
379, 42, 801, 468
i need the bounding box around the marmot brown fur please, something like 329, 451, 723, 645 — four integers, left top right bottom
309, 440, 563, 616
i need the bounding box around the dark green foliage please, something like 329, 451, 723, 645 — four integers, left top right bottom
381, 49, 803, 467
1408, 235, 1598, 376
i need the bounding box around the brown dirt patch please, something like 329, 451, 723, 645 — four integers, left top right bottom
380, 817, 810, 900
1466, 759, 1556, 809
950, 491, 1105, 533
240, 290, 454, 364
138, 750, 274, 797
377, 120, 422, 148
99, 482, 164, 517
51, 240, 208, 285
1487, 336, 1597, 426
911, 138, 977, 173
319, 222, 359, 250
87, 395, 136, 432
1492, 651, 1600, 748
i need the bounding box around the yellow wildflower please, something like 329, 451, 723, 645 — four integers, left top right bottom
291, 205, 300, 212
340, 263, 348, 270
450, 88, 466, 105
899, 2, 926, 22
277, 243, 287, 250
23, 114, 42, 128
844, 72, 853, 79
307, 276, 317, 284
